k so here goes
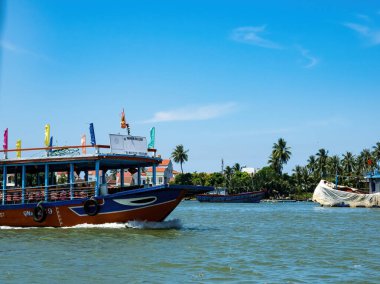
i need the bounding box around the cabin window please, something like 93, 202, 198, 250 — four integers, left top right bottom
7, 175, 14, 184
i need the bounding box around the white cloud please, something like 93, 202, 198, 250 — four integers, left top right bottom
144, 103, 237, 123
344, 22, 380, 45
296, 46, 319, 68
0, 40, 51, 60
356, 14, 371, 22
231, 26, 281, 49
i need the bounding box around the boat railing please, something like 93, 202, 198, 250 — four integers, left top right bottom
0, 144, 158, 159
0, 181, 96, 205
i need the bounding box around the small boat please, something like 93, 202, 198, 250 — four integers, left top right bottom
312, 179, 380, 208
196, 190, 265, 203
0, 134, 213, 227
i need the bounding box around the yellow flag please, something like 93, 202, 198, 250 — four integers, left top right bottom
16, 139, 21, 158
44, 124, 50, 147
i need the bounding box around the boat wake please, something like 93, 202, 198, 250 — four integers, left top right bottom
0, 219, 182, 230
126, 219, 182, 230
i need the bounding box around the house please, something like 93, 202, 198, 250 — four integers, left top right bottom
146, 159, 175, 185
116, 171, 147, 186
242, 167, 259, 176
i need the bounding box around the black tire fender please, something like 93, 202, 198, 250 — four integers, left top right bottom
33, 202, 47, 223
83, 198, 99, 216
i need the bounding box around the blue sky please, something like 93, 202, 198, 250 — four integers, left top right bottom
1, 0, 380, 173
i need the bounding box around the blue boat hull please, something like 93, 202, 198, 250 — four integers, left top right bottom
196, 191, 265, 203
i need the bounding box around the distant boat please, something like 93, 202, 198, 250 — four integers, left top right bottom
196, 190, 265, 203
312, 179, 380, 208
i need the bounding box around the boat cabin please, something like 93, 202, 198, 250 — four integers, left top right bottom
365, 170, 380, 193
0, 135, 160, 206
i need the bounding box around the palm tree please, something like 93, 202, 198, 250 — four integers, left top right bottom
327, 155, 341, 177
341, 151, 355, 176
307, 155, 316, 174
356, 149, 373, 175
171, 145, 189, 174
232, 163, 242, 172
268, 138, 291, 174
372, 142, 380, 168
316, 148, 329, 178
224, 166, 234, 193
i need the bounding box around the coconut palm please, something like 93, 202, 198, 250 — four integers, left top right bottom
268, 138, 291, 174
356, 149, 373, 175
307, 155, 317, 174
171, 144, 189, 174
223, 166, 234, 193
327, 155, 341, 177
316, 148, 329, 178
292, 165, 313, 195
341, 151, 355, 176
232, 163, 242, 172
372, 142, 380, 167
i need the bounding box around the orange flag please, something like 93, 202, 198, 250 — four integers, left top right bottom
121, 109, 127, 129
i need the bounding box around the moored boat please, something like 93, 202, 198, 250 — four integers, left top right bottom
0, 134, 213, 227
196, 190, 265, 203
312, 179, 380, 208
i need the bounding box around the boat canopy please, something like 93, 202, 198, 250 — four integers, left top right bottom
0, 154, 161, 173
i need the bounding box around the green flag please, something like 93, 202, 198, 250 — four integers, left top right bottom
148, 127, 155, 149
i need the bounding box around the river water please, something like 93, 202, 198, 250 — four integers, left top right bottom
1, 201, 379, 283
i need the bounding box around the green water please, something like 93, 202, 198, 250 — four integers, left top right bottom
1, 201, 379, 283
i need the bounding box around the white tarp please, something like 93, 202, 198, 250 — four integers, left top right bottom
312, 180, 380, 208
109, 134, 147, 156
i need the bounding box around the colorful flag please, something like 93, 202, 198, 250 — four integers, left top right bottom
3, 128, 8, 151
81, 134, 86, 154
89, 123, 96, 146
121, 109, 127, 129
148, 127, 155, 149
16, 140, 21, 158
44, 124, 50, 147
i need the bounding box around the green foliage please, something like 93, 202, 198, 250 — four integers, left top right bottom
191, 172, 208, 186
57, 174, 68, 184
173, 173, 193, 185
206, 172, 224, 188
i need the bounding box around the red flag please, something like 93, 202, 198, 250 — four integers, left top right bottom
121, 109, 127, 129
3, 128, 8, 151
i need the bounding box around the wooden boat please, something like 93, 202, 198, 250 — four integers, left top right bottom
0, 136, 213, 227
312, 179, 380, 208
196, 190, 265, 203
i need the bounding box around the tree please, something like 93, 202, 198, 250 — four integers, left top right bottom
268, 138, 291, 174
171, 144, 189, 174
356, 149, 373, 175
206, 172, 225, 188
224, 166, 233, 190
327, 155, 341, 178
341, 151, 355, 176
191, 172, 208, 186
173, 173, 193, 185
232, 163, 242, 172
372, 142, 380, 169
316, 148, 329, 178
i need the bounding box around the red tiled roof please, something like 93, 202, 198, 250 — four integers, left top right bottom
146, 168, 167, 173
159, 159, 171, 166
